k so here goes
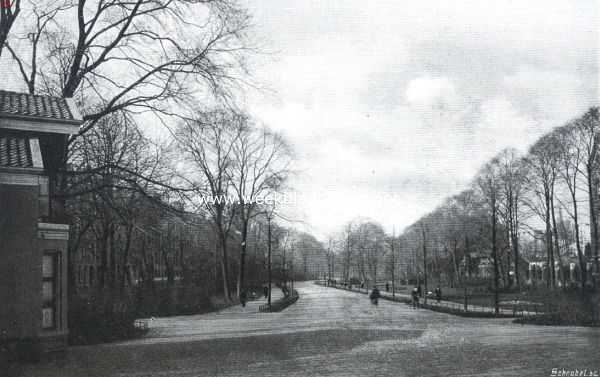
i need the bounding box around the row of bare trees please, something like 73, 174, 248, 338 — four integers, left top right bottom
324, 108, 599, 316
176, 109, 293, 301
395, 108, 600, 304
65, 107, 296, 306
66, 113, 177, 293
327, 219, 394, 287
2, 0, 310, 311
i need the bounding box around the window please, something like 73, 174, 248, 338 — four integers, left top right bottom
89, 266, 95, 285
42, 253, 58, 329
77, 265, 83, 285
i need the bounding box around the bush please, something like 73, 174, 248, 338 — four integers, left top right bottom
134, 282, 226, 317
69, 292, 141, 345
513, 291, 600, 327
69, 282, 239, 345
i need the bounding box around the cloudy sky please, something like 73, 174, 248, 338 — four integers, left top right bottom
240, 0, 599, 238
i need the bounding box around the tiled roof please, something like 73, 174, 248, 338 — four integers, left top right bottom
0, 135, 33, 168
0, 90, 79, 123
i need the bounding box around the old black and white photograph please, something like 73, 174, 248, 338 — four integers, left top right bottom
0, 1, 599, 376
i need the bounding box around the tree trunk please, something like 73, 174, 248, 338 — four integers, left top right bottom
391, 239, 395, 298
512, 202, 521, 289
550, 193, 563, 287
465, 235, 470, 279
588, 165, 600, 283
237, 219, 249, 298
452, 238, 459, 287
572, 189, 586, 291
545, 187, 556, 289
345, 232, 351, 282
219, 232, 231, 301
506, 227, 511, 287
120, 223, 134, 291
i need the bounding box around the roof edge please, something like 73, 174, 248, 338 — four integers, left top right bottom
0, 112, 83, 126
0, 117, 80, 135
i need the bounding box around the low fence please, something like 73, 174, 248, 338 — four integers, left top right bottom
259, 290, 299, 313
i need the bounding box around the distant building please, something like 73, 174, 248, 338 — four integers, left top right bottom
459, 251, 489, 278
0, 91, 82, 355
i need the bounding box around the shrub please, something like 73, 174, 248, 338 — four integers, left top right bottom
68, 291, 141, 345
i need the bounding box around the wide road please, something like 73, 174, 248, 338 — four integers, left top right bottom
15, 282, 600, 377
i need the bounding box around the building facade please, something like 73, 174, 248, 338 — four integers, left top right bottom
0, 91, 82, 357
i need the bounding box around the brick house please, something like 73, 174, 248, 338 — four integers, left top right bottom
0, 91, 82, 356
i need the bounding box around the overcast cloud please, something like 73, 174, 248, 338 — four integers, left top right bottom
241, 0, 599, 238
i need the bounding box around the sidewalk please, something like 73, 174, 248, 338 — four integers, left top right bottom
319, 282, 537, 317
217, 284, 285, 314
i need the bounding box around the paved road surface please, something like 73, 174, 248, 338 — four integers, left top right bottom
14, 282, 600, 377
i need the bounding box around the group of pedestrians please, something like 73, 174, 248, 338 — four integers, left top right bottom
365, 283, 442, 309
410, 285, 442, 309
239, 285, 270, 308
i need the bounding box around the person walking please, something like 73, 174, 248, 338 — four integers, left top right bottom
369, 286, 381, 305
412, 287, 419, 309
240, 290, 247, 308
435, 285, 442, 304
263, 285, 269, 299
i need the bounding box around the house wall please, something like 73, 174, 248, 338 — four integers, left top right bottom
37, 228, 69, 351
0, 183, 41, 340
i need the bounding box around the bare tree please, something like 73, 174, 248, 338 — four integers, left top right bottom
230, 121, 292, 297
0, 0, 20, 58
420, 222, 428, 304
5, 0, 74, 94
342, 221, 354, 282
573, 108, 600, 282
6, 0, 253, 140
67, 111, 174, 292
344, 220, 385, 285
437, 197, 466, 287
497, 148, 526, 288
386, 229, 397, 297
476, 157, 502, 314
555, 123, 587, 290
176, 109, 244, 301
523, 135, 560, 289
325, 237, 336, 281
454, 189, 481, 281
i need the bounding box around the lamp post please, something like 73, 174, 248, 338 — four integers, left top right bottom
391, 229, 396, 299
267, 212, 272, 310
290, 242, 294, 293
421, 225, 428, 305
282, 236, 287, 291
